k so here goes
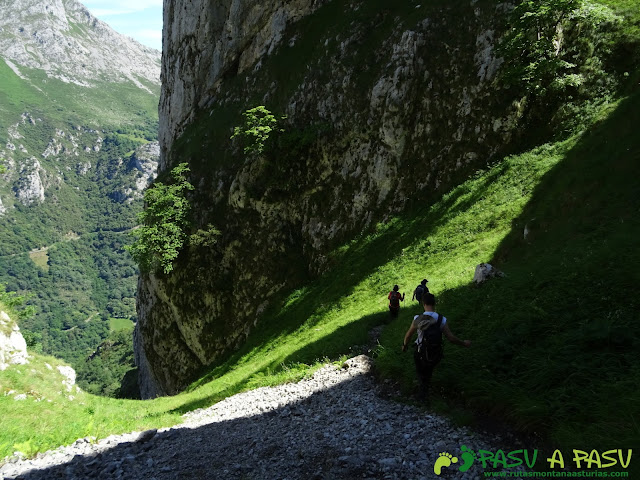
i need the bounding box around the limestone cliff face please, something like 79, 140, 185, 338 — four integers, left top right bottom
158, 0, 327, 169
136, 0, 526, 398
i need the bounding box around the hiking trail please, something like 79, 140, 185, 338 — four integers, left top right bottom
0, 356, 527, 479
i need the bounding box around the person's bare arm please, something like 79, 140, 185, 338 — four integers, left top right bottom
442, 324, 471, 347
402, 324, 417, 352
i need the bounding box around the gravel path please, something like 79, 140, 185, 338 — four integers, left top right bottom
0, 355, 525, 480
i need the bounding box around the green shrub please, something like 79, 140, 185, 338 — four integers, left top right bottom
231, 106, 283, 155
498, 0, 621, 96
0, 283, 35, 320
126, 163, 194, 274
189, 224, 222, 248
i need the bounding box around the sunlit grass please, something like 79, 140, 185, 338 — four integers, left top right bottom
28, 250, 49, 272
108, 317, 134, 332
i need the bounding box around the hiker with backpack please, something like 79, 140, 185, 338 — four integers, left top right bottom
402, 293, 471, 403
411, 279, 429, 306
387, 285, 405, 319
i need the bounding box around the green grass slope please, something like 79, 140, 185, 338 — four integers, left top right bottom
0, 58, 158, 136
2, 91, 638, 460
378, 93, 640, 447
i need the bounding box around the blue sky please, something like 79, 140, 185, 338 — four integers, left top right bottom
82, 0, 163, 52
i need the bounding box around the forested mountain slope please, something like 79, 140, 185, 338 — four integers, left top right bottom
0, 0, 160, 394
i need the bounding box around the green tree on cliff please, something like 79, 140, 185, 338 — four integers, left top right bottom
231, 106, 283, 155
126, 163, 194, 274
499, 0, 582, 93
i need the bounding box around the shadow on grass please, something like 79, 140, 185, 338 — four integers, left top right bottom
378, 93, 640, 448
176, 310, 390, 415
185, 165, 514, 393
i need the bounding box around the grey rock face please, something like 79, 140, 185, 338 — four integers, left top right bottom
0, 0, 160, 90
111, 142, 160, 203
0, 310, 29, 370
158, 0, 327, 168
14, 158, 45, 205
57, 365, 76, 392
131, 142, 160, 194
473, 263, 505, 284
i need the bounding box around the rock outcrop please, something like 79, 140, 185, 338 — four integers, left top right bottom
473, 263, 505, 284
111, 142, 160, 203
14, 158, 46, 205
0, 310, 29, 370
130, 142, 160, 196
57, 364, 77, 392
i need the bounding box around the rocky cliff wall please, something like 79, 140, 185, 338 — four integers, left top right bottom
158, 0, 327, 169
136, 0, 527, 398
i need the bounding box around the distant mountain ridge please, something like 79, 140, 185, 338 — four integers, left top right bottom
0, 0, 160, 91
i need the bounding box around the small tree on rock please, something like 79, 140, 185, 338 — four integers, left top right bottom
231, 106, 283, 156
126, 163, 194, 274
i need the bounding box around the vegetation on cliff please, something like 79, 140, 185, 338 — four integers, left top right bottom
127, 163, 194, 274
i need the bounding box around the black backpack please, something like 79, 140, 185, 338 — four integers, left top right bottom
416, 313, 443, 363
415, 284, 428, 302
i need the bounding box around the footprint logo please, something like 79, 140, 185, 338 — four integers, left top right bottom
433, 452, 458, 475
458, 445, 476, 473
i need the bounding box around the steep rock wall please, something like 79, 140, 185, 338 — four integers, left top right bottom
137, 0, 526, 398
159, 0, 327, 169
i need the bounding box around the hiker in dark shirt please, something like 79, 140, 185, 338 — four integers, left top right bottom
411, 279, 429, 305
387, 285, 405, 319
402, 293, 471, 403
